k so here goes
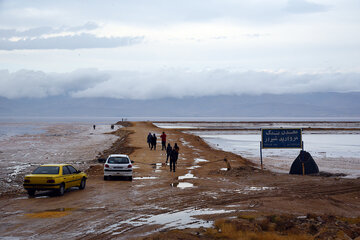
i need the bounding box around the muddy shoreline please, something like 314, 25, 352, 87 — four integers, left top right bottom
0, 121, 359, 240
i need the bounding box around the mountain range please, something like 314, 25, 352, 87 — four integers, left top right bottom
1, 92, 360, 118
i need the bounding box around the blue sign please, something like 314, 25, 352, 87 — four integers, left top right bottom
261, 128, 302, 149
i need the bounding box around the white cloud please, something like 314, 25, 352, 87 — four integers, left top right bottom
1, 68, 359, 99
0, 69, 109, 98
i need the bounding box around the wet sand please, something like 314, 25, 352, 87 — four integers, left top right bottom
0, 123, 119, 196
0, 121, 359, 239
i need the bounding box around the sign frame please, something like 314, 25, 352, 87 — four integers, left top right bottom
260, 128, 304, 169
261, 128, 303, 149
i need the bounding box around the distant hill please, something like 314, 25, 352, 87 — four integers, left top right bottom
1, 92, 360, 118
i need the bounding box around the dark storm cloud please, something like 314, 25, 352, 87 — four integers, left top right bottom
0, 33, 144, 50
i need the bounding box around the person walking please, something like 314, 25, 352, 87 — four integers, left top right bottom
160, 132, 167, 150
151, 133, 157, 150
93, 125, 96, 130
147, 132, 152, 149
170, 143, 179, 172
174, 143, 179, 152
166, 143, 172, 163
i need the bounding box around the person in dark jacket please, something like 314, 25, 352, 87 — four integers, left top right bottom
174, 143, 179, 152
166, 143, 172, 163
169, 144, 179, 172
147, 132, 152, 149
151, 133, 157, 150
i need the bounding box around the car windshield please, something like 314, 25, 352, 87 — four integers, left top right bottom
107, 157, 129, 164
32, 166, 60, 174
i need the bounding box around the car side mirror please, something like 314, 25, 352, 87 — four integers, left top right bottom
131, 160, 134, 163
77, 170, 81, 173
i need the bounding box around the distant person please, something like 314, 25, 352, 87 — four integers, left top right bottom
147, 132, 152, 149
93, 125, 96, 130
169, 145, 179, 172
166, 143, 172, 163
151, 133, 157, 150
160, 132, 167, 150
111, 125, 114, 130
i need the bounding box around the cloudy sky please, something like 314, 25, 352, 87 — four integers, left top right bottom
0, 0, 360, 99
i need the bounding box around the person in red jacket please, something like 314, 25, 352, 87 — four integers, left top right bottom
160, 132, 167, 150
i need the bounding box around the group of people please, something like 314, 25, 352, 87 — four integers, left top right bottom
146, 131, 180, 172
147, 132, 158, 150
166, 142, 179, 172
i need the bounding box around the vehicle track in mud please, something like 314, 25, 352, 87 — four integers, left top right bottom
0, 121, 359, 240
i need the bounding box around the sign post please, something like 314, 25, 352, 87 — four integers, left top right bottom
260, 128, 303, 169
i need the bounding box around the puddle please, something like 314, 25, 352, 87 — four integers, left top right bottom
244, 186, 276, 191
194, 158, 208, 163
34, 195, 51, 199
171, 182, 194, 189
133, 177, 158, 180
178, 172, 197, 180
14, 196, 29, 200
25, 208, 74, 218
153, 163, 163, 172
235, 186, 277, 194
111, 208, 236, 233
187, 165, 200, 170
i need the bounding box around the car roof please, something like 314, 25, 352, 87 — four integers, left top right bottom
108, 154, 129, 158
39, 164, 72, 167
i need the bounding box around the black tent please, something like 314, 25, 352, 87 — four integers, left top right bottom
289, 150, 319, 175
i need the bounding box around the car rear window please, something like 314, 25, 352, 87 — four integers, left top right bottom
107, 157, 129, 164
32, 166, 60, 174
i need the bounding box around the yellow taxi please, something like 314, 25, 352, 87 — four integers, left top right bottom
23, 164, 87, 196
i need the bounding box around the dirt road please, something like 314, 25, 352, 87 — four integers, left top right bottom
1, 122, 359, 239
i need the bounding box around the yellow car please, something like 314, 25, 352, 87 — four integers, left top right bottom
23, 164, 87, 196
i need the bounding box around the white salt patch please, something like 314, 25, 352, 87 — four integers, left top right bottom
187, 165, 201, 170
194, 158, 208, 163
178, 173, 197, 180
177, 182, 194, 189
220, 168, 228, 171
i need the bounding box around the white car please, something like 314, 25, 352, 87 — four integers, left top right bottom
104, 154, 133, 181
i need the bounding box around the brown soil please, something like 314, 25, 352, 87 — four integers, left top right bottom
0, 121, 359, 240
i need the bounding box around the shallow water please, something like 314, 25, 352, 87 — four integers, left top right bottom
199, 133, 360, 178
117, 208, 235, 232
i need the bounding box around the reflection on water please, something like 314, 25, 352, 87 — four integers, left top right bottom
171, 182, 194, 189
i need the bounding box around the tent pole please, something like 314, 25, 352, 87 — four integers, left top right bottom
260, 141, 263, 170
302, 162, 305, 176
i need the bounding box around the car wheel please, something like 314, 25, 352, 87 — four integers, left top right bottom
79, 178, 86, 190
27, 189, 35, 197
58, 183, 65, 196
104, 176, 108, 181
129, 176, 133, 181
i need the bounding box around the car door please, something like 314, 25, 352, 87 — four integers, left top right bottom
67, 165, 81, 187
62, 166, 72, 188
